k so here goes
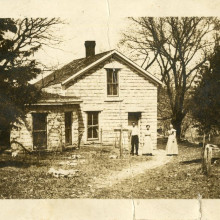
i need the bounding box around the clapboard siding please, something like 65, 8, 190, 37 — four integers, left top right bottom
61, 57, 158, 149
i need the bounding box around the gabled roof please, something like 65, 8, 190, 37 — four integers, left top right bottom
35, 50, 162, 88
35, 50, 113, 88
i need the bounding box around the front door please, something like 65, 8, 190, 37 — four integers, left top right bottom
32, 113, 47, 150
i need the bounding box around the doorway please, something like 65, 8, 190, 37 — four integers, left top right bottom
128, 112, 141, 127
127, 112, 142, 149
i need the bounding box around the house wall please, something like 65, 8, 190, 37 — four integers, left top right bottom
60, 57, 158, 150
47, 112, 65, 151
11, 113, 33, 151
10, 106, 79, 151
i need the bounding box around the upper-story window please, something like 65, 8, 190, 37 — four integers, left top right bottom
106, 68, 119, 96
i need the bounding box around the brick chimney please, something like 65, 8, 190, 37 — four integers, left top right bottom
85, 41, 96, 57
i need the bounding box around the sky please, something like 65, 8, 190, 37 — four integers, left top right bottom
33, 15, 128, 68
1, 0, 219, 71
0, 0, 220, 82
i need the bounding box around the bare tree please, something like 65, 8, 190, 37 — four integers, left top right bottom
120, 17, 218, 139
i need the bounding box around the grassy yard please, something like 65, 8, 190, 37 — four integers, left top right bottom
0, 146, 150, 199
0, 140, 219, 199
93, 139, 220, 199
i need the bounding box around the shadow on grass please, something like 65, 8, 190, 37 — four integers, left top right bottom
180, 158, 220, 165
0, 159, 44, 168
0, 160, 32, 168
180, 158, 202, 165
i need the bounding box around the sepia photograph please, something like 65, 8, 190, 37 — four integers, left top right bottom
0, 0, 220, 219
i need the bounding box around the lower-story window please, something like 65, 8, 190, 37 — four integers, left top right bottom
87, 111, 99, 140
32, 113, 47, 149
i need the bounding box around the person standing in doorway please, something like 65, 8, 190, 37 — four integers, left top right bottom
130, 122, 139, 156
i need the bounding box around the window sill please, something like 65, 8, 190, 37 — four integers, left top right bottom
87, 138, 99, 141
85, 140, 100, 144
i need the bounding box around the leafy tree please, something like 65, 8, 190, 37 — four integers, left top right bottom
0, 18, 63, 145
120, 17, 218, 139
191, 45, 220, 134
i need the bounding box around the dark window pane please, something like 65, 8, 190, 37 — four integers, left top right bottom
65, 112, 71, 128
33, 114, 47, 130
93, 126, 98, 138
113, 71, 117, 83
33, 131, 47, 149
65, 129, 71, 144
93, 113, 98, 125
88, 127, 93, 139
65, 112, 72, 145
107, 84, 112, 95
112, 84, 118, 95
107, 70, 113, 82
88, 113, 92, 125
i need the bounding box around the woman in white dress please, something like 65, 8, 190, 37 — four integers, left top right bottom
166, 124, 178, 156
142, 125, 153, 156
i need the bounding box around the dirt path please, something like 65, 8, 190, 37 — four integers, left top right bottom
94, 150, 172, 188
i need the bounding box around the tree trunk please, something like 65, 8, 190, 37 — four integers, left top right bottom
171, 118, 183, 140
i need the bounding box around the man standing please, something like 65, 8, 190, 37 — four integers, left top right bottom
130, 122, 139, 156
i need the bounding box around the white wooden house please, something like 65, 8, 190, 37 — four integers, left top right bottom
10, 41, 162, 152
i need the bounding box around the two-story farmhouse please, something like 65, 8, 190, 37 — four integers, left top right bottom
10, 41, 162, 153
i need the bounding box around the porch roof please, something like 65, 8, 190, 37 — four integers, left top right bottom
32, 92, 82, 106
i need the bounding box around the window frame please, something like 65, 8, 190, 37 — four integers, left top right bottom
87, 111, 99, 140
32, 113, 47, 150
106, 68, 119, 97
